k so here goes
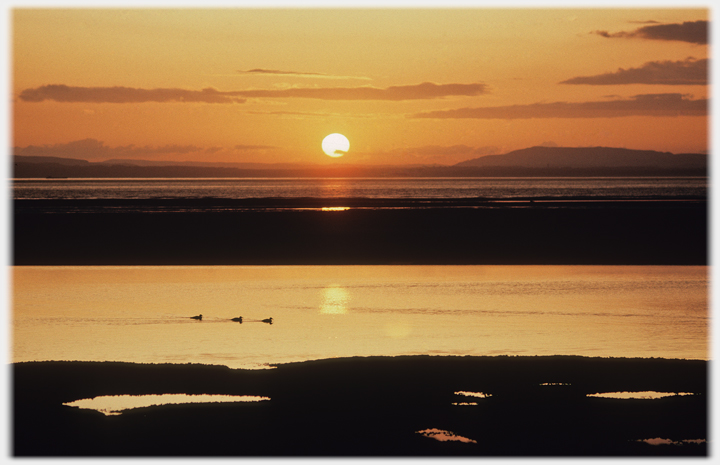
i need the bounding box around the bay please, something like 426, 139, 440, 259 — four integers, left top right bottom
12, 265, 709, 369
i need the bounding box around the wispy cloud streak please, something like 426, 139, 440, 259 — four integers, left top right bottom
246, 110, 377, 118
14, 139, 280, 160
234, 82, 486, 100
410, 93, 707, 119
233, 144, 277, 150
14, 138, 207, 158
240, 68, 371, 80
561, 58, 708, 86
592, 20, 708, 44
18, 85, 247, 103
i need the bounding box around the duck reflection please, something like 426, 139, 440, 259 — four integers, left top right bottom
320, 285, 350, 314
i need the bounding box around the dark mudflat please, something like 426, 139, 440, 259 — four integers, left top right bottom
13, 355, 708, 456
13, 197, 707, 265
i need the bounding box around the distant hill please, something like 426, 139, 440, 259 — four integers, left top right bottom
454, 146, 707, 169
11, 146, 708, 178
13, 155, 91, 166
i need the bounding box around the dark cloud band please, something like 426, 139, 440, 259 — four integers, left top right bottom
19, 82, 487, 103
561, 58, 708, 86
593, 20, 708, 44
18, 85, 247, 104
13, 138, 207, 158
410, 93, 707, 119
13, 139, 280, 160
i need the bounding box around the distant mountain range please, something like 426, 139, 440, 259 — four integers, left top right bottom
454, 146, 706, 169
12, 146, 708, 178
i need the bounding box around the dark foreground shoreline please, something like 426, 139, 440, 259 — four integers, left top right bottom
13, 355, 708, 456
13, 197, 707, 265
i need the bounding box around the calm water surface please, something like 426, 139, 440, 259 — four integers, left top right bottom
12, 177, 707, 200
12, 265, 708, 368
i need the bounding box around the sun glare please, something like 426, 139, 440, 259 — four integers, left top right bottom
322, 133, 350, 157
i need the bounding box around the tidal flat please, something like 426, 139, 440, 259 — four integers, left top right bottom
13, 197, 707, 265
13, 355, 707, 456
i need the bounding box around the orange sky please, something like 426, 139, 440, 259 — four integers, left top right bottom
11, 6, 710, 165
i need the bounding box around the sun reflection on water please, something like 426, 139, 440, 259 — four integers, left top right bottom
320, 285, 350, 314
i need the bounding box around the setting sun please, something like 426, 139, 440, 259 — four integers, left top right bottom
322, 133, 350, 157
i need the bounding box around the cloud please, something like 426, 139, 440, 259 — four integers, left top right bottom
233, 144, 277, 150
246, 110, 378, 118
18, 85, 247, 103
247, 110, 333, 117
407, 145, 501, 157
561, 58, 708, 86
14, 139, 287, 162
410, 93, 707, 119
240, 68, 371, 80
115, 144, 205, 155
592, 20, 708, 44
20, 82, 486, 103
234, 82, 487, 100
14, 138, 207, 160
15, 138, 112, 158
244, 68, 327, 76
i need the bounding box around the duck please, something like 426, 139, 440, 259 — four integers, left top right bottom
190, 314, 203, 320
231, 316, 243, 323
261, 317, 273, 324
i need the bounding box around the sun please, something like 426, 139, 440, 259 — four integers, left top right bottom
322, 133, 350, 157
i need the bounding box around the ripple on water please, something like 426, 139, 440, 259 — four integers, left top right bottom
417, 428, 477, 444
587, 391, 695, 399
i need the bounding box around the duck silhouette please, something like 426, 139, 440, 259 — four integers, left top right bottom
190, 314, 203, 320
261, 317, 273, 324
231, 316, 243, 323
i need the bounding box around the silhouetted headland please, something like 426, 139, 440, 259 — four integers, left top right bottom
13, 355, 707, 456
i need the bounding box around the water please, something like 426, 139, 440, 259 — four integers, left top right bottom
12, 176, 707, 200
64, 394, 270, 416
11, 178, 709, 368
12, 265, 708, 369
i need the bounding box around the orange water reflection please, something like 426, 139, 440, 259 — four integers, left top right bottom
587, 391, 695, 399
64, 394, 270, 415
639, 438, 707, 446
455, 391, 492, 399
417, 428, 477, 444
